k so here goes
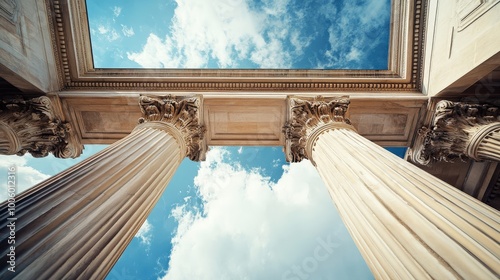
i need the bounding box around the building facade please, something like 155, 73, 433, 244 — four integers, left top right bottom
1, 0, 499, 278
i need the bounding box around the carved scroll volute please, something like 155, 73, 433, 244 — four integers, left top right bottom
413, 100, 500, 164
138, 95, 207, 161
283, 96, 352, 163
0, 97, 83, 158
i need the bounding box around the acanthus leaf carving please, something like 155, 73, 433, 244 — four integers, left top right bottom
413, 100, 500, 164
283, 96, 351, 162
0, 96, 83, 158
138, 95, 207, 161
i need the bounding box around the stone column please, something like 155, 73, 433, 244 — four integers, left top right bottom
0, 96, 82, 158
411, 100, 500, 164
0, 95, 206, 279
283, 97, 500, 279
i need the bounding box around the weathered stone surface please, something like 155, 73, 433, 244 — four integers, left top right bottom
0, 96, 82, 158
283, 96, 352, 162
139, 95, 207, 161
413, 100, 500, 164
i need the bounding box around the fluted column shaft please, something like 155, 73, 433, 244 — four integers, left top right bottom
0, 123, 181, 279
0, 95, 206, 279
312, 126, 499, 279
466, 122, 500, 161
284, 97, 500, 279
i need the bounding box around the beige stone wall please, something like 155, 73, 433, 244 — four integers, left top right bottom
0, 0, 59, 93
423, 0, 500, 96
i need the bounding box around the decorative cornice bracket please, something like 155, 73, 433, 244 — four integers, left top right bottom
138, 95, 207, 161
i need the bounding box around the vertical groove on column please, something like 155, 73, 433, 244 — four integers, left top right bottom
0, 126, 186, 280
47, 130, 178, 279
345, 130, 499, 272
312, 128, 500, 279
315, 134, 437, 279
477, 127, 500, 161
315, 150, 416, 279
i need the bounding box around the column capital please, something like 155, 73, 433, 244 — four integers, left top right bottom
282, 96, 354, 162
0, 96, 82, 158
412, 100, 500, 164
138, 95, 207, 161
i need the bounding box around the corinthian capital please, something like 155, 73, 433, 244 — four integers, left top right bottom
283, 96, 353, 162
138, 95, 207, 161
0, 96, 82, 158
412, 100, 500, 164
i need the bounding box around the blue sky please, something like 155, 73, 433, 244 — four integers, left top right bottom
0, 1, 397, 278
0, 145, 407, 279
86, 0, 391, 69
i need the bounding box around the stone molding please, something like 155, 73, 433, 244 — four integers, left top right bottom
412, 100, 500, 164
0, 96, 82, 158
283, 96, 355, 162
138, 95, 207, 161
46, 0, 427, 92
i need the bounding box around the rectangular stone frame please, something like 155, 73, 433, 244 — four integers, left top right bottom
46, 0, 427, 93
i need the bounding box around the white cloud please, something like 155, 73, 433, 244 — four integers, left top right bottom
317, 0, 390, 69
0, 155, 50, 202
346, 47, 361, 62
113, 6, 122, 18
161, 148, 370, 279
96, 24, 120, 42
127, 34, 181, 68
135, 219, 153, 246
127, 0, 312, 69
98, 25, 109, 35
121, 25, 135, 37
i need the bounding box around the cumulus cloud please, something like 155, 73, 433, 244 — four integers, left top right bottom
0, 155, 49, 202
135, 219, 153, 246
128, 0, 313, 69
161, 148, 370, 280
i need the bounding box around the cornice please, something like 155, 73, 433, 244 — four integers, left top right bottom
45, 0, 66, 89
47, 0, 427, 93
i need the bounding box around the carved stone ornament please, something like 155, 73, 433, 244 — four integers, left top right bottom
0, 96, 83, 158
413, 100, 500, 164
283, 96, 352, 162
138, 95, 207, 161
